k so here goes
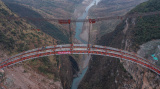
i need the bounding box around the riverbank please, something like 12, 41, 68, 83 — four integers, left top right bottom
73, 0, 93, 19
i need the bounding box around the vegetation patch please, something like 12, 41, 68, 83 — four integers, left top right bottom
133, 15, 160, 45
0, 30, 15, 50
28, 56, 59, 80
129, 0, 160, 46
0, 8, 9, 15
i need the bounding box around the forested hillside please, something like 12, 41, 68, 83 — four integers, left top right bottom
129, 0, 160, 46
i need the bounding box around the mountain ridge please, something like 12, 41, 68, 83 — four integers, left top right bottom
79, 0, 160, 88
0, 0, 63, 88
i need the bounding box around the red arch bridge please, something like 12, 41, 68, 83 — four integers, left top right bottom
0, 44, 160, 75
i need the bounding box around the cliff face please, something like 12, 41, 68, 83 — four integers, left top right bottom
120, 0, 160, 88
79, 0, 160, 88
59, 55, 79, 89
79, 21, 136, 89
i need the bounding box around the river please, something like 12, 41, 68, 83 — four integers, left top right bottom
71, 0, 101, 89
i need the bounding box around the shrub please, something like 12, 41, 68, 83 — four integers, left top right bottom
0, 8, 9, 15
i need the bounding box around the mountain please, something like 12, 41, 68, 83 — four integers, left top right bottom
2, 0, 84, 41
2, 1, 69, 43
79, 0, 160, 88
128, 0, 160, 47
0, 0, 63, 88
0, 0, 82, 88
3, 0, 83, 19
89, 0, 147, 37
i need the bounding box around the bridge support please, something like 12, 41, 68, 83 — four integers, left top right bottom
88, 19, 96, 55
58, 19, 73, 44
58, 19, 73, 54
68, 19, 73, 54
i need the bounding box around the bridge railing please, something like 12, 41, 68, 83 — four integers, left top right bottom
0, 44, 160, 75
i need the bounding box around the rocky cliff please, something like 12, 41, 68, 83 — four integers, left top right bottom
59, 55, 79, 89
79, 0, 160, 88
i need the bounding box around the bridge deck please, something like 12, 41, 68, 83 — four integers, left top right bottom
0, 44, 160, 75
